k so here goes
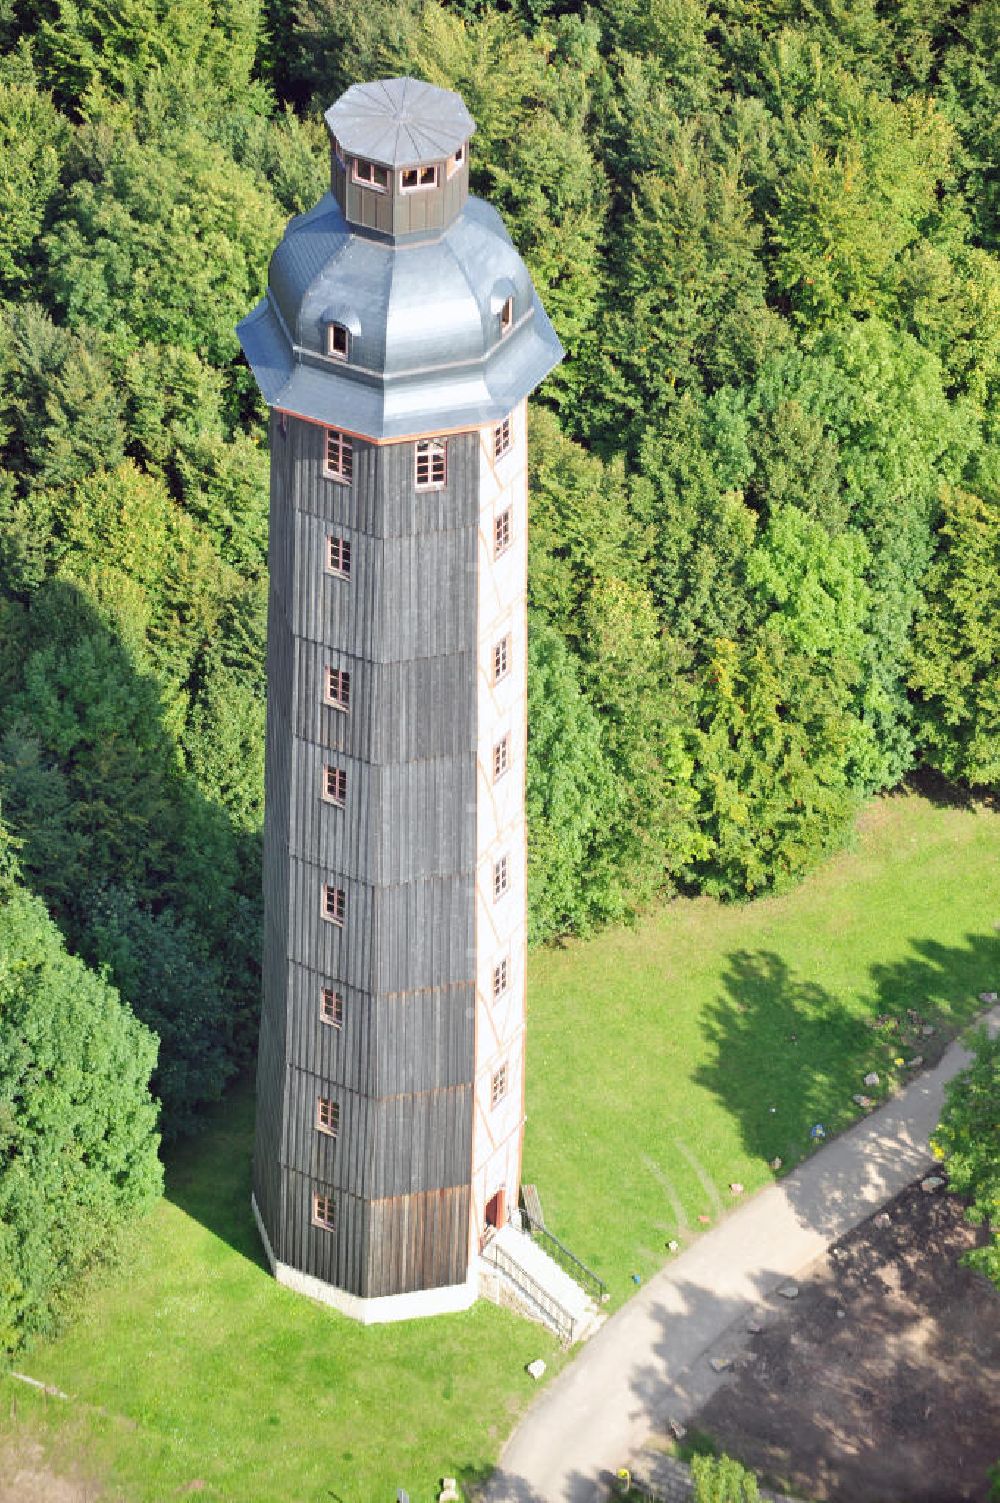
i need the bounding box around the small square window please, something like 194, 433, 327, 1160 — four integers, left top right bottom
493, 854, 509, 902
320, 987, 344, 1027
415, 439, 447, 490
313, 1191, 336, 1230
326, 323, 349, 361
494, 508, 512, 558
492, 635, 511, 684
325, 667, 350, 711
492, 957, 509, 1000
500, 296, 514, 336
490, 1063, 508, 1109
325, 429, 353, 483
493, 734, 510, 782
493, 417, 512, 461
322, 884, 345, 925
317, 1096, 340, 1136
326, 536, 351, 578
323, 765, 347, 805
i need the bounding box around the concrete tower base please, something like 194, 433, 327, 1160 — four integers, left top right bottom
251, 1196, 478, 1325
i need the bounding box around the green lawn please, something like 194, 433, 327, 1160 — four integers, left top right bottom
524, 789, 1000, 1294
3, 789, 998, 1500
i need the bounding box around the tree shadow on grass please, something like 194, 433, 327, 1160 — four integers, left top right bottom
163, 1073, 268, 1268
694, 932, 1000, 1238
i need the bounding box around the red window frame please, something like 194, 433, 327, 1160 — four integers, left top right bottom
323, 765, 347, 806
325, 667, 350, 711
324, 428, 353, 483
322, 884, 345, 925
492, 957, 509, 1000
493, 508, 512, 559
492, 635, 510, 684
415, 439, 447, 490
320, 987, 344, 1027
326, 536, 351, 578
313, 1192, 336, 1230
490, 1063, 508, 1109
492, 734, 510, 782
493, 417, 511, 461
493, 854, 509, 902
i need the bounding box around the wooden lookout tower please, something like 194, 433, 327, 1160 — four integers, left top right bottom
238, 77, 563, 1321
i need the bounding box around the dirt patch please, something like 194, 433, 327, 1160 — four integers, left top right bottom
686, 1180, 1000, 1502
0, 1436, 102, 1502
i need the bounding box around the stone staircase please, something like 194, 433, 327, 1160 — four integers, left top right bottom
479, 1222, 606, 1345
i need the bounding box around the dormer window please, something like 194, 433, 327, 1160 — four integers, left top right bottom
500, 296, 514, 336
353, 158, 389, 191
447, 143, 465, 178
326, 322, 349, 361
400, 165, 438, 191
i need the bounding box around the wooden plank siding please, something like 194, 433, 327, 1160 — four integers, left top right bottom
254, 410, 480, 1298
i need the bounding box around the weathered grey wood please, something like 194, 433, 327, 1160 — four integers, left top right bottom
254, 404, 479, 1298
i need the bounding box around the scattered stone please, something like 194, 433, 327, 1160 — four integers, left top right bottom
922, 1176, 945, 1193
853, 1094, 875, 1109
864, 1071, 880, 1087
874, 1212, 891, 1229
979, 991, 998, 1004
921, 1024, 936, 1036
709, 1356, 732, 1372
697, 1214, 711, 1225
666, 1239, 680, 1253
769, 1105, 777, 1113
747, 1319, 763, 1335
778, 1282, 799, 1300
668, 1417, 687, 1441
729, 1182, 744, 1195
905, 1055, 924, 1069
836, 1308, 846, 1319
770, 1157, 783, 1171
439, 1480, 460, 1503
526, 1359, 546, 1381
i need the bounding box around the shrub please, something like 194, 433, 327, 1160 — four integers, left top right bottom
932, 1026, 1000, 1289
691, 1453, 761, 1503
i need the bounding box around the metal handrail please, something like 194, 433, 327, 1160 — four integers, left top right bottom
482, 1237, 576, 1344
519, 1209, 608, 1305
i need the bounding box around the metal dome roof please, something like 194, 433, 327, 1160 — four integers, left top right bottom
324, 78, 475, 168
237, 188, 563, 442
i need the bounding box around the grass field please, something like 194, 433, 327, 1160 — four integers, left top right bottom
3, 789, 998, 1501
524, 788, 1000, 1295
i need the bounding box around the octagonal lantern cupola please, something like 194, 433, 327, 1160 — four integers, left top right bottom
237, 76, 562, 1325
326, 77, 474, 241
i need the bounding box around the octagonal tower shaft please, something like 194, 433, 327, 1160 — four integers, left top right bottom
238, 77, 562, 1321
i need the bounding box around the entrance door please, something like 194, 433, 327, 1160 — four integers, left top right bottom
484, 1188, 505, 1232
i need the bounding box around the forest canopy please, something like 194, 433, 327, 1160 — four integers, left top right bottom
0, 0, 997, 1144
